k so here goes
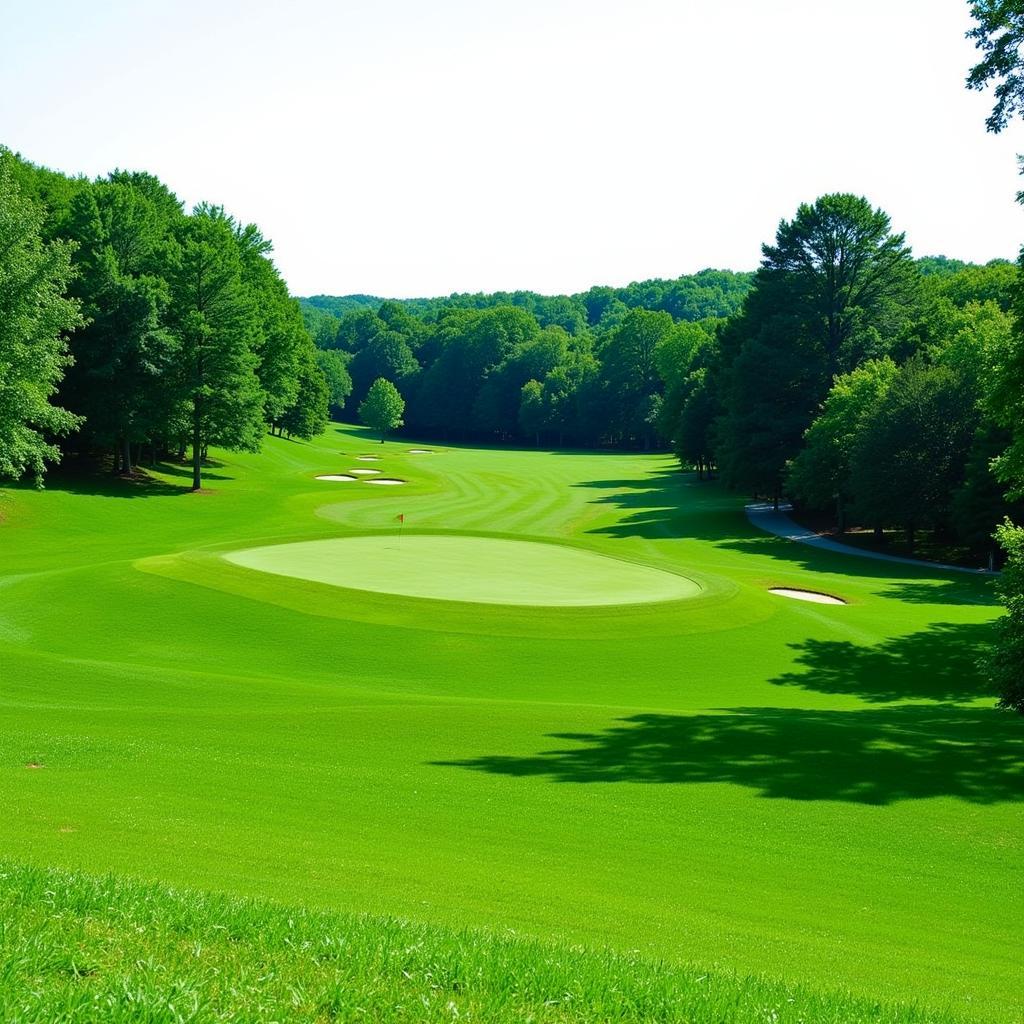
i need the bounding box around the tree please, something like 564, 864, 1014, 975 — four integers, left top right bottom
349, 331, 419, 409
967, 1, 1024, 133
849, 358, 976, 548
674, 369, 718, 480
59, 183, 178, 473
316, 349, 352, 418
787, 358, 898, 527
166, 209, 265, 490
279, 342, 329, 440
518, 379, 545, 445
991, 521, 1024, 711
599, 309, 673, 447
715, 194, 919, 497
0, 157, 84, 484
359, 377, 404, 441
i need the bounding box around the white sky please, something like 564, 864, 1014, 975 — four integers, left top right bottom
2, 0, 1022, 297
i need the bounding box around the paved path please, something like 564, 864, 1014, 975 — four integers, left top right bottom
744, 503, 997, 576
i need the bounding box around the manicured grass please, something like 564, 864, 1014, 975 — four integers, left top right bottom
224, 534, 701, 605
0, 861, 976, 1024
1, 424, 1021, 1021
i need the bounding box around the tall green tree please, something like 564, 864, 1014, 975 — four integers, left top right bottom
715, 194, 919, 496
280, 343, 329, 440
849, 358, 976, 548
359, 377, 404, 442
59, 183, 178, 473
0, 158, 84, 484
167, 209, 265, 490
599, 309, 673, 447
787, 358, 898, 528
316, 348, 352, 418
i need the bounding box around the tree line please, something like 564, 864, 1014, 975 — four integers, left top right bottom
0, 149, 333, 490
660, 195, 1021, 568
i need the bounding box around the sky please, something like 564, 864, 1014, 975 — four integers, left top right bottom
2, 0, 1022, 297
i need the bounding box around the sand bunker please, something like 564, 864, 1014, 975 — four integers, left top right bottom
348, 468, 381, 475
315, 474, 358, 482
355, 455, 380, 461
364, 477, 405, 485
407, 449, 433, 454
224, 535, 701, 607
769, 587, 846, 605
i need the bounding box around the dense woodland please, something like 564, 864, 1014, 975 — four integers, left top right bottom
0, 150, 331, 490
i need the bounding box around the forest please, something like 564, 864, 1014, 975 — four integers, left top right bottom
2, 142, 1023, 711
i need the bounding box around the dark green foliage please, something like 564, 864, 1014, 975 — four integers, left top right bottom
57, 181, 180, 472
849, 358, 976, 546
358, 377, 404, 440
349, 331, 420, 409
714, 194, 920, 497
967, 0, 1024, 133
280, 344, 330, 440
788, 358, 898, 521
166, 209, 265, 489
316, 348, 352, 417
1, 152, 331, 484
952, 423, 1024, 560
599, 309, 673, 447
0, 155, 84, 484
992, 522, 1024, 711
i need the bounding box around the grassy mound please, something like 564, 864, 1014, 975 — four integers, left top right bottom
0, 862, 971, 1024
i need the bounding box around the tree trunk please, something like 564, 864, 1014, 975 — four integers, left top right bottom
121, 437, 132, 476
836, 494, 846, 534
874, 524, 883, 542
191, 406, 202, 491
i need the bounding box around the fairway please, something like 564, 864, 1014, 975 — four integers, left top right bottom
2, 425, 1021, 1022
224, 535, 702, 605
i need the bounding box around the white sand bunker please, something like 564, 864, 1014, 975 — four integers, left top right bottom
407, 449, 433, 454
355, 455, 380, 461
316, 474, 358, 482
364, 477, 405, 485
224, 535, 701, 607
770, 587, 846, 605
348, 468, 381, 475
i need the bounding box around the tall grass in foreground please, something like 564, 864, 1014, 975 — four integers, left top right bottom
0, 862, 970, 1024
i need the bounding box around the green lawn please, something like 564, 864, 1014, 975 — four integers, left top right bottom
1, 424, 1020, 1021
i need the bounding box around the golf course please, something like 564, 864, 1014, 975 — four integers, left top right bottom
2, 424, 1020, 1022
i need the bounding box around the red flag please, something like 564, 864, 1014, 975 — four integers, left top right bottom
397, 513, 405, 524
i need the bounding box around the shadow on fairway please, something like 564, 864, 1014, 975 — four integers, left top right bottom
773, 621, 996, 702
6, 459, 238, 499
578, 470, 743, 544
435, 704, 1024, 804
578, 472, 1000, 605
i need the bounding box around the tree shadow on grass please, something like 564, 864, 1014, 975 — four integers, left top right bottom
577, 470, 744, 544
3, 458, 235, 498
772, 622, 996, 703
155, 460, 234, 483
5, 469, 184, 499
434, 704, 1024, 804
577, 472, 1000, 605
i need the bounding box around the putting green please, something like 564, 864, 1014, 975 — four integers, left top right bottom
223, 534, 701, 606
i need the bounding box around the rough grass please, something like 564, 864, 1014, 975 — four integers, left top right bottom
0, 862, 975, 1024
0, 424, 1021, 1021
